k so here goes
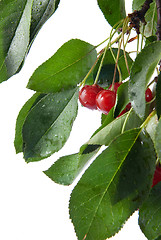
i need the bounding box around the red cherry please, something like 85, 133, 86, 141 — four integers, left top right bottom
117, 109, 127, 117
145, 88, 153, 102
109, 82, 122, 93
79, 84, 103, 110
96, 89, 116, 115
125, 103, 131, 111
117, 103, 131, 117
152, 165, 161, 188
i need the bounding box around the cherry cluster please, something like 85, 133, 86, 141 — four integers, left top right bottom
79, 82, 153, 116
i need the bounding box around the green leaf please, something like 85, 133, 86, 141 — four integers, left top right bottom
145, 112, 158, 143
0, 0, 60, 83
30, 0, 60, 43
97, 0, 126, 27
132, 0, 157, 37
139, 182, 161, 240
27, 39, 97, 93
129, 41, 161, 119
156, 74, 161, 119
87, 109, 142, 146
0, 0, 33, 83
23, 88, 79, 162
43, 148, 99, 186
14, 92, 43, 154
145, 36, 157, 47
69, 128, 156, 240
93, 48, 133, 88
154, 118, 161, 161
114, 81, 129, 117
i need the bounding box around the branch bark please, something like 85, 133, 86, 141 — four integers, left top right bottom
128, 0, 153, 34
156, 0, 161, 41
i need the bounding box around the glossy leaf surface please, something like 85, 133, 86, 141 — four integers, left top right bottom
0, 0, 32, 82
129, 42, 161, 119
14, 92, 42, 154
30, 0, 60, 43
139, 182, 161, 240
44, 148, 99, 186
0, 0, 60, 83
155, 118, 161, 161
88, 109, 142, 146
27, 39, 97, 93
23, 88, 78, 162
97, 0, 126, 27
69, 129, 156, 240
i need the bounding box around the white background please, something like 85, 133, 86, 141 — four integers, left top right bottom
0, 0, 147, 239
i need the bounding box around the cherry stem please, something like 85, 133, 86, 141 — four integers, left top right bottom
121, 108, 133, 133
94, 20, 124, 85
80, 52, 103, 87
122, 17, 130, 75
112, 39, 122, 87
141, 109, 156, 128
94, 41, 110, 84
140, 24, 145, 50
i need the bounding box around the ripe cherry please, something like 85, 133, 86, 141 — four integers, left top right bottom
96, 89, 116, 115
117, 103, 131, 117
79, 84, 103, 110
108, 82, 122, 93
152, 165, 161, 188
145, 88, 153, 102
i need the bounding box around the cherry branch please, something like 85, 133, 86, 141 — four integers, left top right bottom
128, 0, 153, 34
156, 0, 161, 41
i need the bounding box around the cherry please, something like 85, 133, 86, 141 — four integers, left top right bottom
96, 89, 116, 115
117, 103, 131, 117
145, 88, 153, 102
79, 84, 103, 110
108, 82, 122, 93
152, 165, 161, 188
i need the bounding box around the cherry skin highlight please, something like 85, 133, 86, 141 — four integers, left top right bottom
145, 88, 153, 102
96, 89, 116, 115
79, 84, 103, 110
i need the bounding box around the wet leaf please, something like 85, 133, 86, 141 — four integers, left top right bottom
129, 41, 161, 119
87, 109, 142, 146
139, 182, 161, 240
23, 88, 79, 162
43, 148, 99, 186
0, 0, 60, 83
27, 39, 97, 93
14, 92, 43, 154
69, 129, 156, 240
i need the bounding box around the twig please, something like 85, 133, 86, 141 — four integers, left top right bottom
128, 0, 153, 34
156, 0, 161, 70
156, 0, 161, 41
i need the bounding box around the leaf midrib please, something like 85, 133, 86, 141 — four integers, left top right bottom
25, 90, 77, 158
28, 47, 95, 87
84, 129, 141, 239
